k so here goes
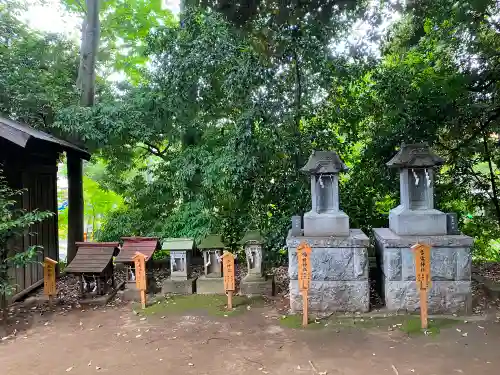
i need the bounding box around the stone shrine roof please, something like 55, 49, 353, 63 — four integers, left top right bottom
198, 234, 226, 249
386, 143, 444, 168
238, 230, 264, 245
162, 238, 194, 251
300, 150, 348, 174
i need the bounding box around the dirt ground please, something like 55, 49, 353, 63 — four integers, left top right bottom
1, 301, 500, 375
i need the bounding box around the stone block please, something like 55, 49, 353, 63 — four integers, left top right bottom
384, 280, 471, 314
303, 211, 350, 237
162, 277, 197, 295
389, 206, 447, 236
197, 275, 225, 294
289, 280, 369, 313
286, 229, 370, 248
456, 247, 472, 281
383, 248, 401, 281
240, 275, 274, 296
289, 247, 368, 281
121, 284, 142, 302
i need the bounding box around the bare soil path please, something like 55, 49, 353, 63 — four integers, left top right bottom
1, 304, 499, 375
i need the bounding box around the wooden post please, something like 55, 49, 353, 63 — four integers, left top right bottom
133, 252, 147, 309
297, 242, 312, 327
222, 251, 236, 310
67, 153, 84, 263
412, 242, 431, 330
44, 257, 58, 307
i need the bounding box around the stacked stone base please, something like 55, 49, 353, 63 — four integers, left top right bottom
240, 274, 274, 296
197, 275, 225, 294
287, 229, 370, 313
374, 228, 473, 314
162, 277, 197, 295
289, 280, 369, 312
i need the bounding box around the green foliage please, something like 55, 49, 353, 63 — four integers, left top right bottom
0, 169, 53, 299
0, 1, 80, 127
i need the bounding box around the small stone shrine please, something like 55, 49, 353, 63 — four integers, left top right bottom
161, 238, 197, 294
197, 234, 226, 294
374, 143, 473, 313
287, 150, 370, 312
239, 231, 274, 296
114, 237, 160, 301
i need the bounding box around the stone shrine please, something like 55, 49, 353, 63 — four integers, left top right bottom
161, 238, 197, 294
239, 231, 274, 296
197, 234, 226, 294
287, 150, 370, 312
374, 143, 473, 313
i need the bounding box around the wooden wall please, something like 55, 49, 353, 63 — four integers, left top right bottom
1, 139, 59, 301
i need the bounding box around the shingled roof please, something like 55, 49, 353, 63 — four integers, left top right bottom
300, 150, 348, 174
198, 234, 225, 249
115, 237, 160, 263
162, 238, 194, 251
238, 230, 264, 245
386, 143, 444, 168
0, 116, 90, 160
65, 242, 119, 274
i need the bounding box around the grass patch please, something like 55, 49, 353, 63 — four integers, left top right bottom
139, 294, 265, 317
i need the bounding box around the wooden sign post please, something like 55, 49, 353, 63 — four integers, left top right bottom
44, 257, 58, 306
222, 251, 236, 310
412, 242, 431, 329
297, 242, 312, 327
133, 252, 148, 309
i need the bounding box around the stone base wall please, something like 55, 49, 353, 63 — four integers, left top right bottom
240, 275, 274, 296
373, 228, 473, 313
287, 229, 370, 313
162, 277, 197, 295
197, 275, 225, 294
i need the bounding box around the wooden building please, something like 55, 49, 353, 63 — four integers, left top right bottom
0, 116, 90, 301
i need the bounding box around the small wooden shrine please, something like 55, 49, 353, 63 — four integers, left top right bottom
114, 237, 160, 291
65, 242, 120, 295
161, 238, 197, 294
197, 234, 226, 294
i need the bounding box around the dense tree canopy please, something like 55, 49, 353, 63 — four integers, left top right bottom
1, 0, 499, 263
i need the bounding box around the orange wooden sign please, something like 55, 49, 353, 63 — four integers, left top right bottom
221, 251, 236, 310
133, 252, 147, 308
412, 242, 431, 329
43, 257, 57, 297
297, 242, 312, 327
412, 242, 431, 290
297, 242, 312, 291
222, 251, 236, 292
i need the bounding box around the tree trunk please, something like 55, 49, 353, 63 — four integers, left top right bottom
67, 0, 100, 261
77, 0, 100, 107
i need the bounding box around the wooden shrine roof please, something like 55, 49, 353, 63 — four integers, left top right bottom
65, 242, 120, 274
114, 237, 160, 263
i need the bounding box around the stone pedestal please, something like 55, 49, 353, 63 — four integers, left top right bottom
197, 275, 225, 294
303, 211, 350, 237
287, 229, 370, 312
162, 277, 197, 295
121, 282, 142, 302
240, 274, 274, 296
374, 228, 473, 313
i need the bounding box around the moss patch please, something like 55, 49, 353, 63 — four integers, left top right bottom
399, 316, 457, 336
279, 314, 457, 335
139, 294, 265, 317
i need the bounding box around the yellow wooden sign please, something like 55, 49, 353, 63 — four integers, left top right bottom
222, 251, 236, 310
222, 251, 236, 292
132, 252, 147, 308
412, 242, 431, 290
297, 242, 312, 291
412, 242, 432, 329
43, 257, 57, 297
297, 242, 312, 327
